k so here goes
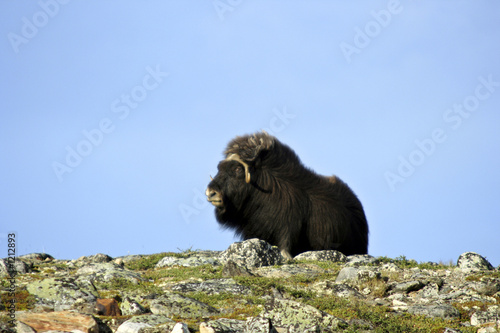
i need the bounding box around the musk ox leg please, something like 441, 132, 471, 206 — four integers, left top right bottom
280, 249, 293, 260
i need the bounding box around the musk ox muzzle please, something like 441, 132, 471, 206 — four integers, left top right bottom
205, 187, 223, 207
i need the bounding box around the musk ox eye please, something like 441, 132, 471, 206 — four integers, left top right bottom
235, 166, 243, 173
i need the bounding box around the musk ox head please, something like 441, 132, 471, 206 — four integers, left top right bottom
205, 132, 274, 216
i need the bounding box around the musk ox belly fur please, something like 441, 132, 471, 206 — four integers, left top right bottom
206, 131, 368, 258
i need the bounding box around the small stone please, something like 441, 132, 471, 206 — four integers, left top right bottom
96, 298, 121, 316
120, 297, 147, 316
293, 250, 347, 262
471, 310, 500, 327
345, 254, 379, 267
171, 322, 190, 333
389, 280, 425, 294
116, 322, 151, 333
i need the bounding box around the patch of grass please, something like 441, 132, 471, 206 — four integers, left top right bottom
95, 278, 162, 296
233, 276, 286, 297
124, 252, 172, 271
1, 288, 37, 311
144, 264, 223, 283
186, 292, 264, 319
305, 296, 475, 333
465, 270, 500, 282
377, 255, 456, 270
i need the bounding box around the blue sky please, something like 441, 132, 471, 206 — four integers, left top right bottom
1, 1, 499, 266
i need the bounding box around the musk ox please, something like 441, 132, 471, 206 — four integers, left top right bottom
205, 131, 368, 259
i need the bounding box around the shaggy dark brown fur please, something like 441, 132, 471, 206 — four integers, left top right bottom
206, 132, 368, 258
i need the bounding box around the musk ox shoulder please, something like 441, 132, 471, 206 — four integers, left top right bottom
206, 131, 368, 259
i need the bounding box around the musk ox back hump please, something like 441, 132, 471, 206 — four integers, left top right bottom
206, 131, 369, 258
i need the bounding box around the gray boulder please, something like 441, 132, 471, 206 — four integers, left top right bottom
219, 239, 284, 268
408, 304, 460, 319
457, 252, 494, 272
263, 298, 348, 331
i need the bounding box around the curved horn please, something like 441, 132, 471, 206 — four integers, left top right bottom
226, 154, 251, 183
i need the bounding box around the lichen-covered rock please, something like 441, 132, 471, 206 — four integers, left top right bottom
150, 292, 219, 318
116, 314, 176, 333
26, 277, 98, 311
408, 304, 460, 319
345, 254, 379, 267
0, 258, 31, 276
244, 317, 277, 333
18, 253, 54, 262
199, 318, 246, 333
293, 250, 347, 262
336, 266, 379, 283
219, 239, 284, 268
263, 298, 348, 331
170, 278, 251, 295
76, 262, 144, 284
121, 296, 148, 315
255, 263, 325, 279
457, 252, 494, 272
156, 253, 220, 268
17, 311, 98, 333
388, 280, 425, 294
222, 260, 254, 277
77, 253, 113, 264
310, 281, 364, 299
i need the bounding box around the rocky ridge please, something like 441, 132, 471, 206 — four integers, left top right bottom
0, 239, 499, 333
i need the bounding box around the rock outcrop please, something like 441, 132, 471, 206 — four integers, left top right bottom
1, 240, 499, 332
